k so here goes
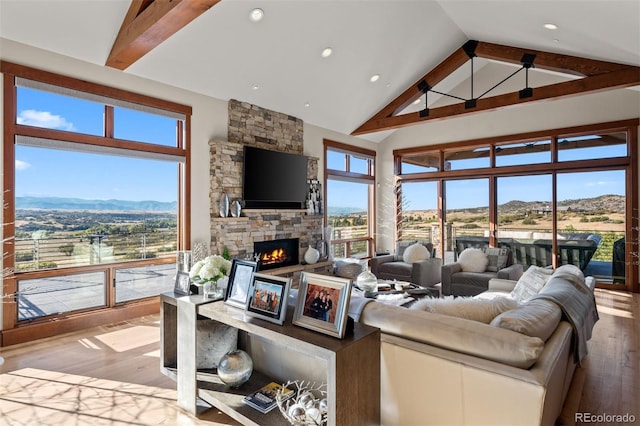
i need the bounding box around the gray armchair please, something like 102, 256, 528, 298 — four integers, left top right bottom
441, 249, 523, 297
369, 241, 441, 288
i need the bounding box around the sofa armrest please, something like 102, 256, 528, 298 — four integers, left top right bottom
497, 263, 524, 281
411, 258, 442, 288
488, 278, 517, 293
370, 254, 395, 276
441, 262, 462, 296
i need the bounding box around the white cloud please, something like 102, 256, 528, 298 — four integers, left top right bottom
17, 109, 75, 131
586, 180, 612, 187
15, 159, 31, 171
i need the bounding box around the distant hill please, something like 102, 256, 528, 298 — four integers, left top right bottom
16, 196, 177, 212
497, 194, 625, 213
410, 194, 625, 214
328, 206, 367, 216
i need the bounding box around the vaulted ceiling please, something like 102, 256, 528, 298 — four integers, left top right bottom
1, 0, 638, 142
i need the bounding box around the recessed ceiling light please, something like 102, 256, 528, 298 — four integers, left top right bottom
250, 8, 264, 22
385, 82, 391, 88
412, 98, 421, 105
553, 38, 560, 44
321, 47, 333, 58
251, 83, 260, 90
544, 23, 558, 30
370, 74, 380, 83
304, 102, 310, 108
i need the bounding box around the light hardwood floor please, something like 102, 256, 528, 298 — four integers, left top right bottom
0, 289, 637, 425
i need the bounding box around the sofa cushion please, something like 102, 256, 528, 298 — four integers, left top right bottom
403, 242, 431, 263
410, 295, 519, 323
483, 247, 509, 272
360, 302, 545, 369
377, 261, 412, 279
510, 266, 553, 302
458, 248, 489, 272
491, 299, 562, 341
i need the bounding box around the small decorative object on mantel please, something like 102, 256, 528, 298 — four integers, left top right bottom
276, 380, 328, 425
219, 192, 230, 217
189, 254, 232, 299
230, 199, 242, 217
304, 244, 320, 265
306, 179, 322, 215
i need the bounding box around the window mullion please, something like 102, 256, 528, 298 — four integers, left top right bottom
105, 105, 114, 139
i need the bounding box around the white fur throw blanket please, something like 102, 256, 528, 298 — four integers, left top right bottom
410, 296, 519, 323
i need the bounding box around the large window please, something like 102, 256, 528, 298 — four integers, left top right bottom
394, 120, 638, 291
324, 140, 375, 259
2, 61, 191, 344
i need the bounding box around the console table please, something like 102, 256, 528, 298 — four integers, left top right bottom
160, 292, 380, 425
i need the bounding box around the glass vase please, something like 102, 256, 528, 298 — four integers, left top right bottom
204, 280, 225, 299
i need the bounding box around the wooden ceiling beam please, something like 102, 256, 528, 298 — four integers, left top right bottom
106, 0, 220, 70
475, 41, 630, 76
352, 67, 640, 135
352, 40, 640, 136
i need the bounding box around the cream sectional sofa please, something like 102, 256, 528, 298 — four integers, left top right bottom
354, 272, 596, 426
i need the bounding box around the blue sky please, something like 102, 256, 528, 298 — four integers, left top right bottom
15, 87, 178, 202
16, 87, 627, 209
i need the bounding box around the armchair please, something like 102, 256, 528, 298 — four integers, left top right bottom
369, 241, 441, 288
441, 248, 523, 297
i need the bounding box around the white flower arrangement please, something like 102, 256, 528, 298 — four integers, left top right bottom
189, 254, 232, 285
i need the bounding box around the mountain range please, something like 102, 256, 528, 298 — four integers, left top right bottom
16, 196, 177, 212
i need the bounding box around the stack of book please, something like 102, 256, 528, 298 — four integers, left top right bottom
242, 382, 294, 414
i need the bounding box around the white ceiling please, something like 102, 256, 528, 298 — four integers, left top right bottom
1, 0, 638, 143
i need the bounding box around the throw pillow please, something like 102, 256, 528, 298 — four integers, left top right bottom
491, 299, 562, 341
395, 241, 415, 259
333, 258, 367, 279
483, 247, 509, 272
402, 242, 431, 263
457, 248, 489, 272
410, 295, 520, 323
509, 266, 553, 302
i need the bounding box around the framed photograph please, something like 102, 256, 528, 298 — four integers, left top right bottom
245, 273, 291, 325
293, 272, 352, 339
225, 259, 258, 309
174, 271, 191, 295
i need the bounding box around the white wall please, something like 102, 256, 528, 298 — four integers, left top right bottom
375, 88, 640, 252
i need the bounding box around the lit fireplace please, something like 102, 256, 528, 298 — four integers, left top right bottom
254, 238, 299, 271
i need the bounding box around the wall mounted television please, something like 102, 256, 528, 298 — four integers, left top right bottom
243, 146, 308, 209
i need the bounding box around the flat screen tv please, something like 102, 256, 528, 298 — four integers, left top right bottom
243, 146, 308, 209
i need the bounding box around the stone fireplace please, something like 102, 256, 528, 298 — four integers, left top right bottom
208, 100, 322, 263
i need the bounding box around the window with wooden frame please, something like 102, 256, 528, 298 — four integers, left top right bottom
394, 120, 638, 293
324, 140, 376, 259
1, 61, 191, 345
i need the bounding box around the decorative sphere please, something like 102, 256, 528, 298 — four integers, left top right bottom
305, 407, 322, 423
356, 270, 378, 292
217, 349, 253, 387
287, 403, 307, 420
298, 391, 316, 409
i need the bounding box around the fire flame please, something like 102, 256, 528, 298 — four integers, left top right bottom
261, 248, 287, 264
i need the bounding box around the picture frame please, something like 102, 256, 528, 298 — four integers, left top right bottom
174, 271, 191, 295
224, 258, 258, 309
245, 273, 291, 325
293, 272, 352, 339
